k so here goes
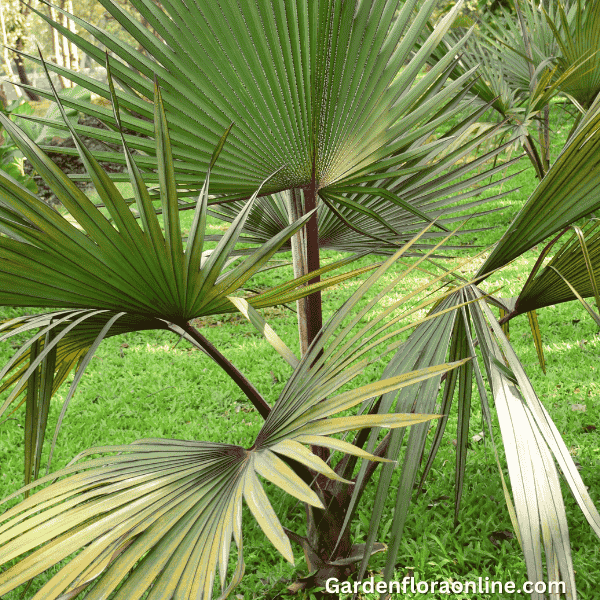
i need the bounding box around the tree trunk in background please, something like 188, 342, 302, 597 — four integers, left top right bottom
66, 0, 79, 74
58, 0, 72, 87
0, 1, 21, 98
14, 38, 39, 101
13, 3, 38, 101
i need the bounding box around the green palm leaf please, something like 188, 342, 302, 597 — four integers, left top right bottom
493, 219, 600, 370
479, 95, 600, 276
209, 134, 520, 255
508, 219, 600, 315
544, 0, 600, 109
0, 78, 373, 483
422, 0, 597, 178
0, 99, 310, 318
0, 310, 167, 485
20, 0, 464, 191
10, 0, 517, 256
548, 266, 600, 327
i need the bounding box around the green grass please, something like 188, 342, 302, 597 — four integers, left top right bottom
1, 108, 600, 599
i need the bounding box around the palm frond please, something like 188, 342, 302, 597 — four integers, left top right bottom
543, 0, 600, 109
422, 0, 598, 178
479, 96, 600, 276
511, 219, 600, 314
467, 286, 600, 596
6, 0, 522, 256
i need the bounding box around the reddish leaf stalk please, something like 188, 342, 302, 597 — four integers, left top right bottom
178, 321, 272, 419
301, 158, 323, 354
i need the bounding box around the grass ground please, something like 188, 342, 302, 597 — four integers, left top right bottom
1, 104, 599, 599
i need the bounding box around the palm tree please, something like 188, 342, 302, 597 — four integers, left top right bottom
0, 78, 472, 597
1, 0, 600, 597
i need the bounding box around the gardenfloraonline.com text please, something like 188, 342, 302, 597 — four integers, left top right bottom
325, 576, 566, 596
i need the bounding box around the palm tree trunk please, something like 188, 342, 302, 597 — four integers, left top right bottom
11, 2, 38, 101
288, 172, 356, 576
288, 188, 311, 355
288, 188, 323, 356
288, 173, 322, 357
303, 169, 323, 351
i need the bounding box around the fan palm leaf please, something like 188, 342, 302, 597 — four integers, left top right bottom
479, 94, 600, 276
544, 0, 600, 110
209, 125, 520, 255
9, 0, 518, 254
20, 0, 467, 191
503, 219, 600, 316
489, 217, 600, 373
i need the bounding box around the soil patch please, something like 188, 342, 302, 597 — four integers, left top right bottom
24, 114, 133, 207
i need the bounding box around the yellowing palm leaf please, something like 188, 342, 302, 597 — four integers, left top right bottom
0, 234, 473, 599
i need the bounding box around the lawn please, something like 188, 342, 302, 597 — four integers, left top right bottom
1, 104, 599, 599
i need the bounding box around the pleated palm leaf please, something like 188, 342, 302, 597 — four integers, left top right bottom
512, 220, 600, 318
491, 218, 600, 373
0, 234, 474, 600
330, 287, 595, 598
477, 95, 600, 370
494, 0, 600, 114
545, 0, 600, 111
479, 94, 600, 276
15, 0, 471, 189
0, 75, 375, 488
480, 0, 563, 95
12, 0, 519, 257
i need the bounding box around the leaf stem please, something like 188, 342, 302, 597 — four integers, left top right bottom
178, 321, 272, 419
